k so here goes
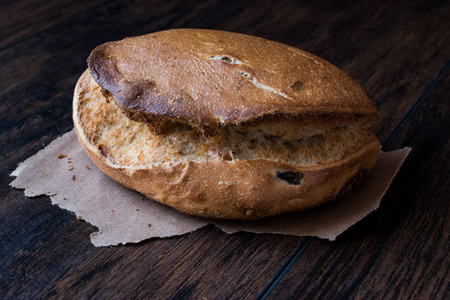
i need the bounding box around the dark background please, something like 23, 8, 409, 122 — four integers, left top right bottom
1, 0, 449, 299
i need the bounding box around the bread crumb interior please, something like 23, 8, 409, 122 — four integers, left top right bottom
77, 74, 375, 167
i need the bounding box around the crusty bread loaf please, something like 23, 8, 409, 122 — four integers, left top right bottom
74, 29, 380, 220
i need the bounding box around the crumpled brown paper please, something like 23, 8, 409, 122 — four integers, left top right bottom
10, 130, 410, 246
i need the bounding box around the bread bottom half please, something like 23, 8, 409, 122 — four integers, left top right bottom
73, 70, 380, 220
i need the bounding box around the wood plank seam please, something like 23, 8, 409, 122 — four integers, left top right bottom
255, 239, 311, 300
254, 60, 450, 300
382, 60, 450, 148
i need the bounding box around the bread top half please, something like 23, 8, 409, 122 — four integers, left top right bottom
87, 29, 377, 137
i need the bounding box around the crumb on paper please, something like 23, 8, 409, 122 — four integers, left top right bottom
57, 154, 67, 159
136, 208, 140, 211
68, 165, 74, 171
86, 166, 90, 170
41, 171, 45, 175
147, 224, 152, 227
63, 197, 67, 200
111, 209, 115, 212
72, 175, 76, 181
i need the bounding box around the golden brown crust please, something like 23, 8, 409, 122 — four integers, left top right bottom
73, 69, 380, 220
87, 29, 377, 137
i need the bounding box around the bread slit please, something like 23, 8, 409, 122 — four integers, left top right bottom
77, 71, 377, 168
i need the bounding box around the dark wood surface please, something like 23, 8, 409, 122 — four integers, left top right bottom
1, 0, 449, 299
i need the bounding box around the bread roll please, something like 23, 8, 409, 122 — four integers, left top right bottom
73, 29, 379, 220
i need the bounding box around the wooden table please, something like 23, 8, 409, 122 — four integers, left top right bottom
1, 1, 449, 299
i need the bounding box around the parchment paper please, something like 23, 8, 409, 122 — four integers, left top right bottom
10, 130, 410, 246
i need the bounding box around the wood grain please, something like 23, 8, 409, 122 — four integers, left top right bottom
0, 0, 106, 50
0, 0, 449, 299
